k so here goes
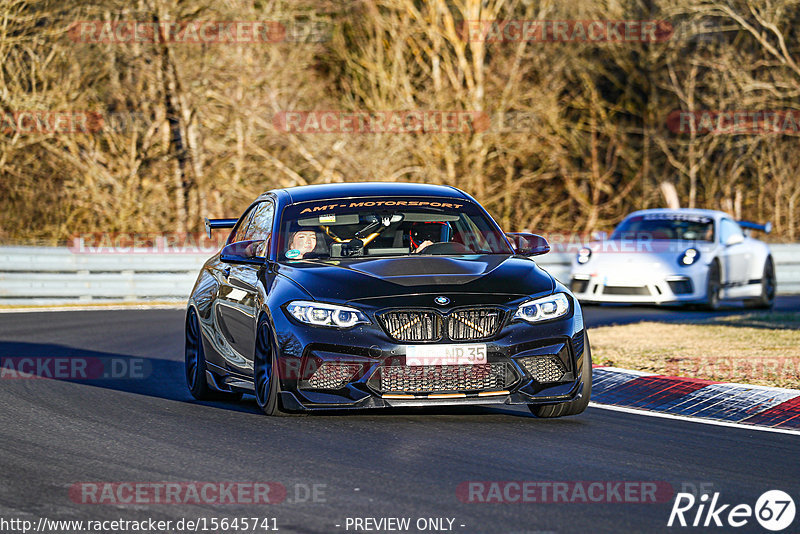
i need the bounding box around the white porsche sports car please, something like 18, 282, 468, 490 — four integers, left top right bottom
569, 209, 775, 309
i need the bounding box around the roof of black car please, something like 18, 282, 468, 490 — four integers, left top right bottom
272, 182, 469, 204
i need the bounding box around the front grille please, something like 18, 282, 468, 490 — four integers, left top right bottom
375, 363, 510, 393
602, 285, 651, 296
667, 279, 693, 295
447, 308, 503, 340
307, 363, 362, 390
379, 307, 503, 342
517, 356, 566, 382
380, 311, 441, 342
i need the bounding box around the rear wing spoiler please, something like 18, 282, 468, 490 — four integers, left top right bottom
204, 217, 238, 239
737, 220, 772, 234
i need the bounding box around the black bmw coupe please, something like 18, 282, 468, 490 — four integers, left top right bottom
186, 182, 591, 417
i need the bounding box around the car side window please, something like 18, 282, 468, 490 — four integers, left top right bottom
230, 206, 257, 243
720, 219, 743, 244
244, 201, 275, 242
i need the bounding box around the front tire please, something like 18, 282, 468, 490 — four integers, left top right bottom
529, 332, 592, 418
254, 318, 288, 416
745, 257, 776, 309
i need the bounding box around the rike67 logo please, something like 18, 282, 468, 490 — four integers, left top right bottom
668, 490, 795, 531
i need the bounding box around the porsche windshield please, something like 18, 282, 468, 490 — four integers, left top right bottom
611, 214, 715, 241
277, 197, 513, 260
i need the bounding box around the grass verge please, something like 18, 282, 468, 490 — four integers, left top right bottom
589, 312, 800, 389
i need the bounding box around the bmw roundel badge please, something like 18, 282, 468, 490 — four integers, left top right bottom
435, 296, 450, 306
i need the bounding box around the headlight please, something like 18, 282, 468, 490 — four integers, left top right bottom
576, 247, 592, 264
285, 301, 369, 328
679, 248, 700, 266
514, 293, 570, 323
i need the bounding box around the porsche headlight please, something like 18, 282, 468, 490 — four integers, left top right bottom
285, 301, 369, 328
576, 247, 592, 264
679, 248, 700, 266
514, 293, 570, 323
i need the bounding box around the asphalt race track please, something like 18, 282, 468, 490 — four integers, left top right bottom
0, 298, 799, 533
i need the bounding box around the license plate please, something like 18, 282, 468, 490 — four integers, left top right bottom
405, 344, 487, 366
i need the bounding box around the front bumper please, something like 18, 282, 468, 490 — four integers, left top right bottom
570, 264, 707, 304
267, 302, 587, 411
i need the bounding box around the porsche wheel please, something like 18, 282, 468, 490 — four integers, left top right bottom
185, 308, 241, 401
746, 257, 776, 309
530, 332, 592, 418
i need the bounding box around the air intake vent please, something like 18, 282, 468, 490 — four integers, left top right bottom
307, 363, 362, 390
374, 363, 511, 393
667, 279, 693, 295
572, 330, 585, 358
602, 285, 651, 296
517, 356, 566, 383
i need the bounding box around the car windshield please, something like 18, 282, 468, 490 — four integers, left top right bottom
610, 213, 715, 242
277, 197, 513, 261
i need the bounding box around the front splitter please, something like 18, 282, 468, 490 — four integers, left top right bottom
280, 387, 579, 411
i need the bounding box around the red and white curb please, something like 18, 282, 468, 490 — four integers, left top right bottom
590, 366, 800, 433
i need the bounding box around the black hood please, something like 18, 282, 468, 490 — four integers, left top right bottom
275, 255, 554, 305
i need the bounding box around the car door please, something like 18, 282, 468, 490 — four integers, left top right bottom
718, 218, 748, 286
215, 200, 275, 374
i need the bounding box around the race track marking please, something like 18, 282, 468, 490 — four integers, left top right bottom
588, 402, 800, 436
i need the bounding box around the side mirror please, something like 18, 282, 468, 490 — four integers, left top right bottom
725, 233, 744, 247
220, 238, 269, 265
505, 232, 550, 256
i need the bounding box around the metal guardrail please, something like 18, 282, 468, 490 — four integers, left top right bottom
0, 245, 798, 305
0, 247, 208, 305
768, 244, 800, 295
